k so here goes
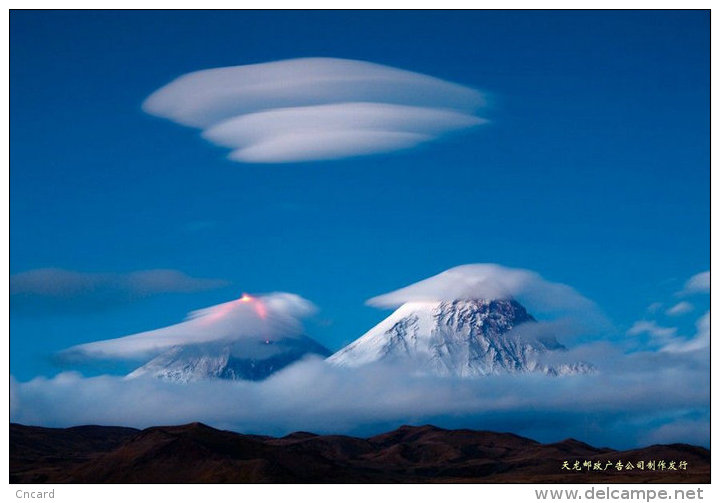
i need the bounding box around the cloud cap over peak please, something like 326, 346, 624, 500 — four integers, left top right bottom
366, 264, 603, 321
143, 57, 487, 163
60, 292, 316, 362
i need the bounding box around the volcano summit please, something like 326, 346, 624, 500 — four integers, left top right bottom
328, 299, 593, 376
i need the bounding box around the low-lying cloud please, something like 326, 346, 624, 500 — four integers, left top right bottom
143, 57, 487, 163
10, 345, 709, 449
10, 268, 228, 315
60, 292, 316, 361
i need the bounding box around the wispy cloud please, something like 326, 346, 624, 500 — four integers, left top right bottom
59, 293, 316, 361
665, 301, 693, 316
10, 268, 228, 315
661, 311, 710, 353
639, 418, 710, 447
679, 270, 710, 295
646, 302, 663, 313
627, 311, 710, 355
143, 58, 487, 163
627, 270, 709, 354
627, 320, 677, 342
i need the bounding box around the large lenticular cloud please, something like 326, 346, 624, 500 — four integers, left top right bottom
143, 57, 487, 163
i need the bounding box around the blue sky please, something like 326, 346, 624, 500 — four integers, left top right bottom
10, 10, 709, 381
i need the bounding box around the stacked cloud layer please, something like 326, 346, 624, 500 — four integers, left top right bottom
143, 58, 487, 163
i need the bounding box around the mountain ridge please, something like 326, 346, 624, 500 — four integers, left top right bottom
10, 422, 709, 483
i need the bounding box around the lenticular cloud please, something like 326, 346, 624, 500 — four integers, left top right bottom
366, 264, 602, 318
60, 292, 316, 361
143, 57, 487, 163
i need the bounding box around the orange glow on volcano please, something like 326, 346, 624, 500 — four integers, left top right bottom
254, 301, 267, 319
237, 293, 267, 319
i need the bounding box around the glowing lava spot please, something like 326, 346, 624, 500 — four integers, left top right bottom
237, 293, 267, 319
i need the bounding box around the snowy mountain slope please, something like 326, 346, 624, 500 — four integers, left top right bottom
327, 299, 592, 376
128, 335, 330, 383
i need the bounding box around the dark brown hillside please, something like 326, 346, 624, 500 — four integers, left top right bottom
10, 424, 139, 483
10, 422, 710, 483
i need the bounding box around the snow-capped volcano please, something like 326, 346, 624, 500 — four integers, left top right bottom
327, 299, 592, 376
96, 292, 332, 383
128, 336, 330, 383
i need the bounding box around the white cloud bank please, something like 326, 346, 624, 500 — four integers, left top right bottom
10, 347, 710, 449
143, 58, 487, 163
60, 293, 316, 361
